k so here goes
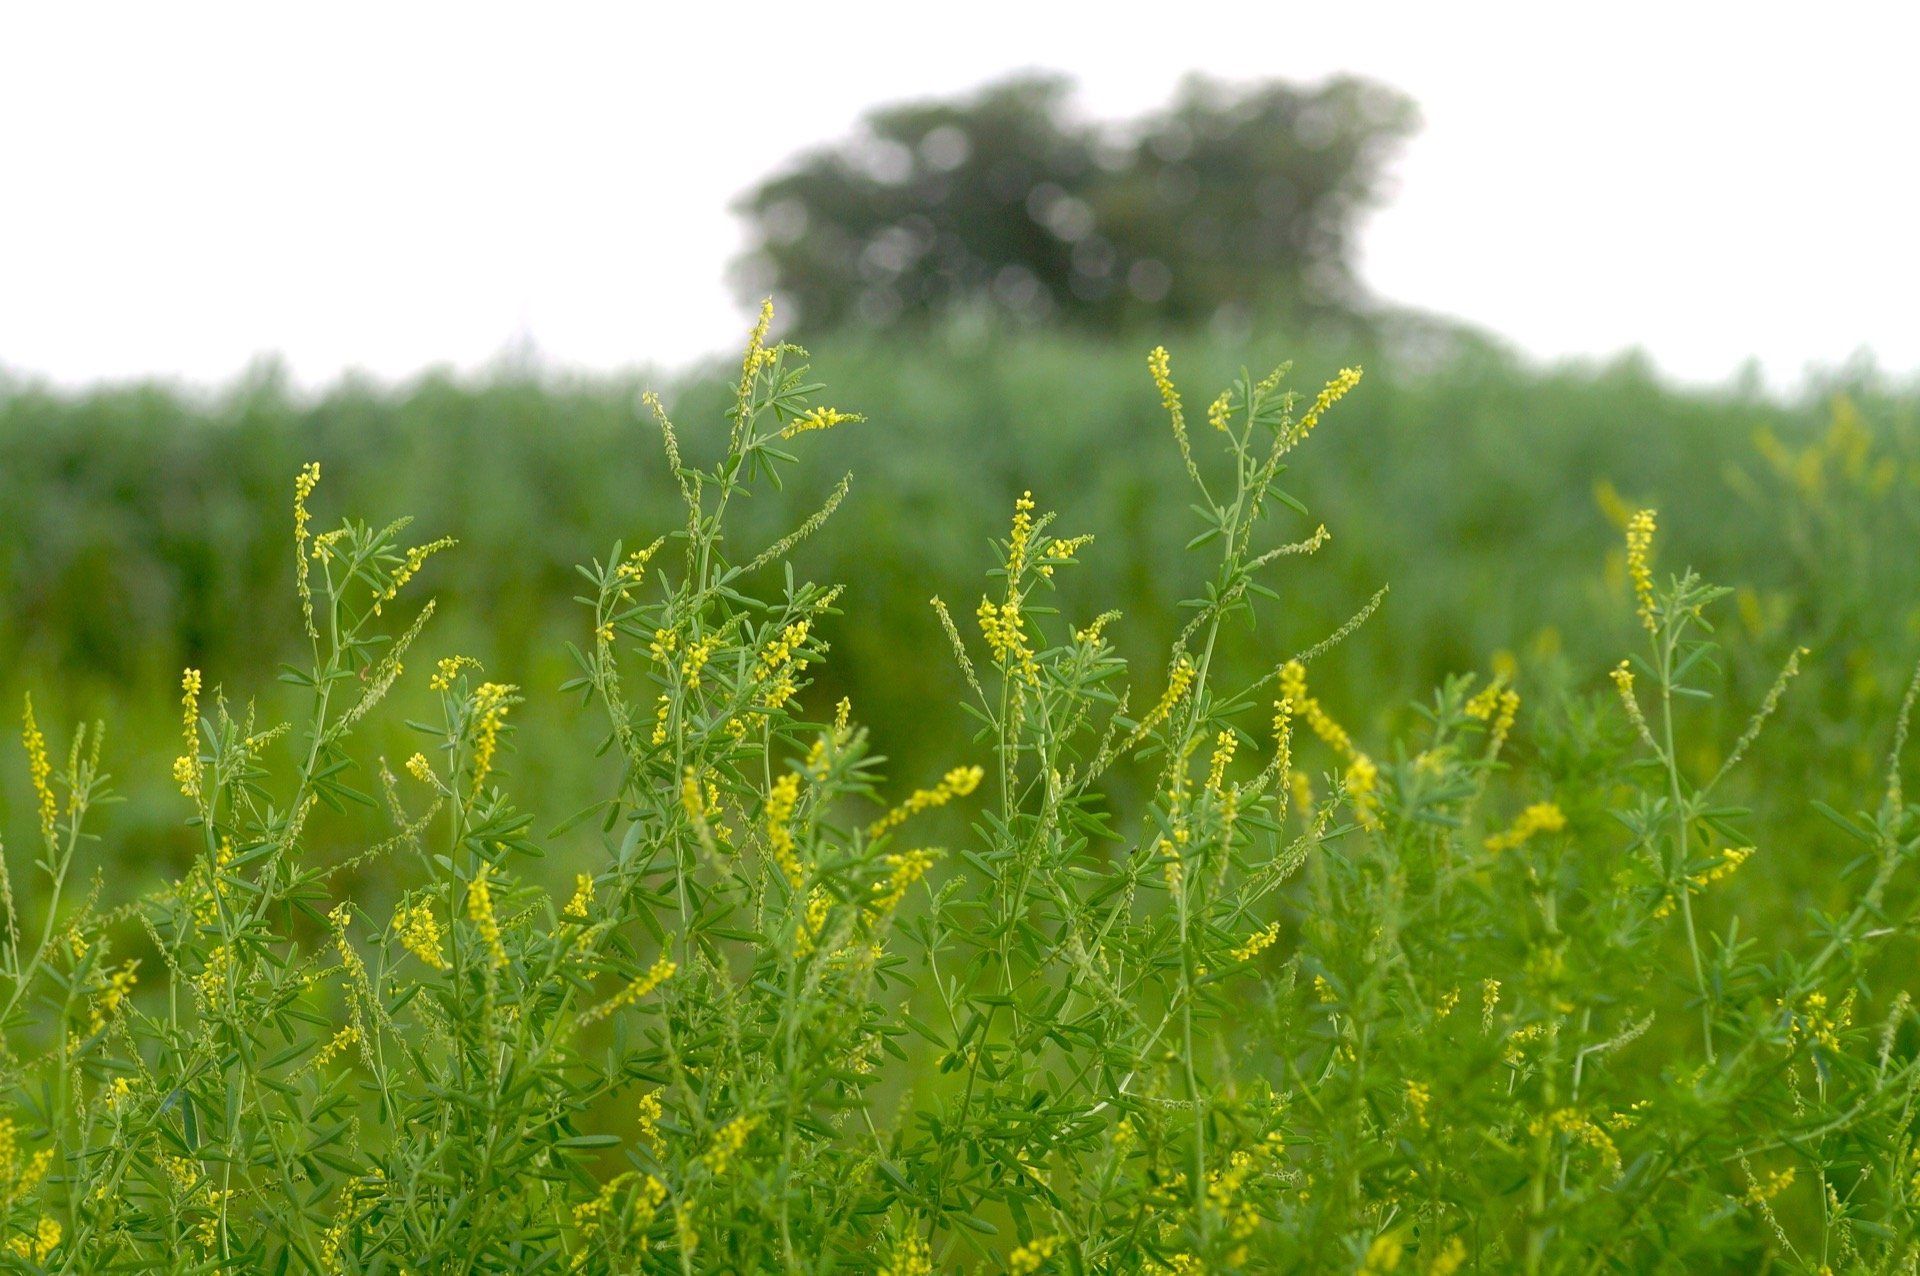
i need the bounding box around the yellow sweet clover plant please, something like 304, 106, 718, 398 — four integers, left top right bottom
0, 307, 1915, 1273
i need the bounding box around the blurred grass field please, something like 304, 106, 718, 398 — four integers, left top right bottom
2, 322, 1915, 930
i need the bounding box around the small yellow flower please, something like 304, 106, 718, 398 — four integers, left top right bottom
405, 752, 434, 784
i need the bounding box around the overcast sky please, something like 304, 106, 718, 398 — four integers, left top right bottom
3, 2, 1915, 392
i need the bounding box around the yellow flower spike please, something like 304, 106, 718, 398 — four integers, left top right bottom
1230, 921, 1280, 962
1485, 801, 1567, 852
376, 535, 456, 614
578, 952, 676, 1028
294, 461, 321, 639
869, 849, 938, 915
1743, 1165, 1795, 1205
404, 752, 434, 784
779, 405, 864, 439
88, 959, 140, 1035
1289, 366, 1363, 449
21, 695, 56, 841
766, 772, 806, 888
702, 1114, 759, 1175
466, 863, 508, 970
1129, 657, 1196, 746
868, 765, 984, 839
1205, 730, 1238, 798
469, 682, 517, 798
1404, 1079, 1432, 1128
1626, 508, 1658, 631
635, 1091, 664, 1152
1346, 753, 1380, 828
173, 668, 202, 801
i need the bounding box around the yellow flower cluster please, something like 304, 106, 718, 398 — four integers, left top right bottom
1626, 508, 1658, 631
1147, 346, 1185, 440
1230, 921, 1280, 963
1358, 1232, 1403, 1275
173, 668, 202, 801
395, 900, 447, 969
88, 960, 139, 1035
878, 1232, 933, 1276
563, 874, 594, 920
702, 1114, 759, 1176
579, 953, 677, 1028
1008, 1234, 1060, 1274
469, 682, 516, 797
21, 695, 56, 841
795, 887, 833, 956
467, 864, 508, 970
869, 766, 984, 838
1205, 730, 1238, 798
870, 849, 937, 915
1466, 679, 1522, 753
194, 944, 232, 1004
1129, 657, 1196, 746
1290, 366, 1363, 447
766, 772, 805, 888
977, 597, 1038, 684
405, 752, 434, 784
376, 535, 455, 614
310, 1023, 362, 1071
1743, 1165, 1795, 1205
636, 1091, 664, 1151
779, 405, 863, 439
1278, 661, 1379, 825
1404, 1079, 1432, 1128
1529, 1108, 1621, 1174
757, 619, 812, 711
680, 633, 721, 691
7, 1216, 59, 1262
1428, 1237, 1468, 1276
1787, 989, 1854, 1053
571, 1172, 666, 1270
429, 654, 481, 692
1691, 846, 1754, 888
1485, 802, 1566, 852
1206, 389, 1232, 432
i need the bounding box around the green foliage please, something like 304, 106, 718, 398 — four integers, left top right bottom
731, 73, 1416, 330
3, 319, 1920, 1272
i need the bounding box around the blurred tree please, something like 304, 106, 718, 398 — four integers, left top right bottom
732, 72, 1418, 332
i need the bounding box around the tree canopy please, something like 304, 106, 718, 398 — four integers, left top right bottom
733, 73, 1418, 333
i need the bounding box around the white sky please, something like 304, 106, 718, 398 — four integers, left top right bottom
2, 2, 1915, 392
